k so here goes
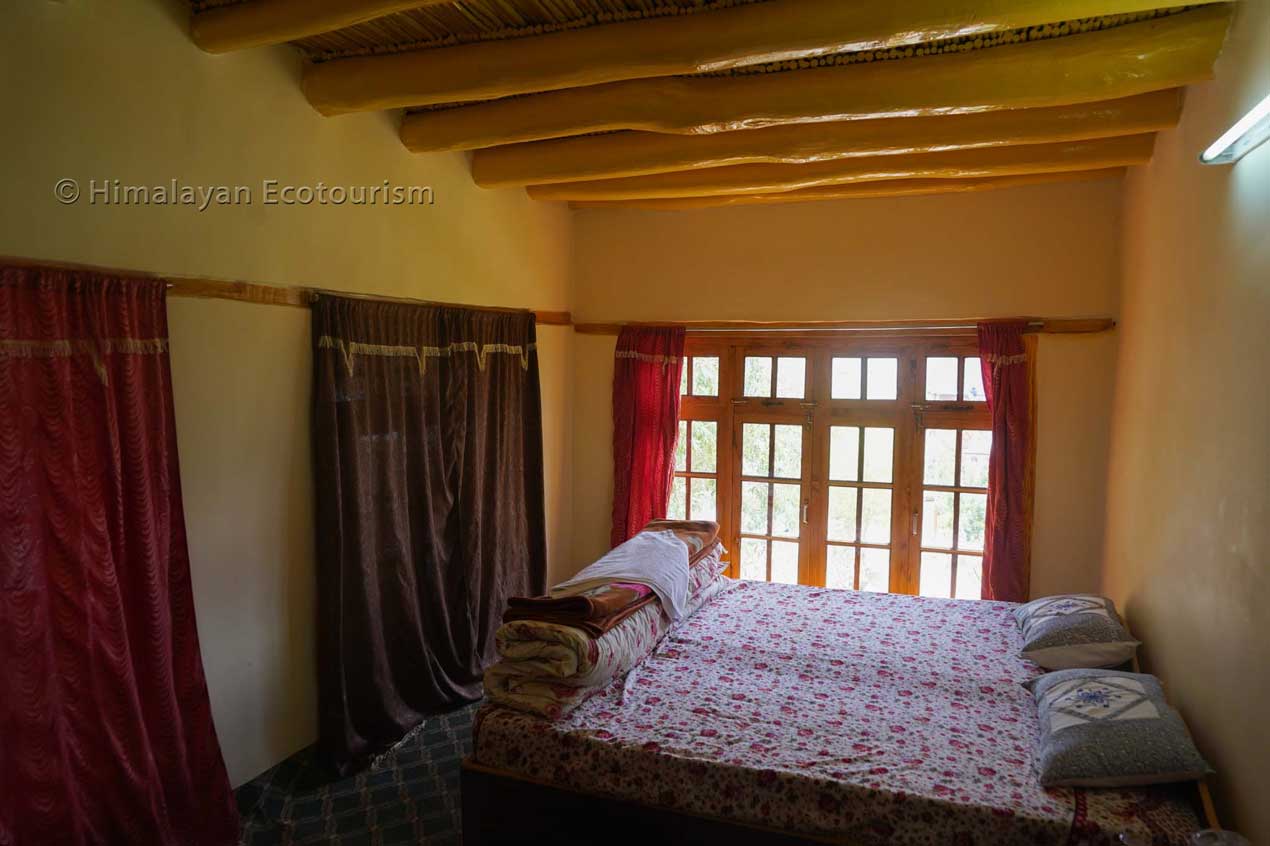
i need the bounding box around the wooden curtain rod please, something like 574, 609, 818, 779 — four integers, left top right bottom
572, 317, 1116, 335
0, 255, 573, 326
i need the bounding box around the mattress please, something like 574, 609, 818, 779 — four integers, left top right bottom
472, 580, 1203, 845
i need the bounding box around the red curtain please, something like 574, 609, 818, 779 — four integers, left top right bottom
610, 326, 685, 547
0, 265, 238, 845
977, 321, 1033, 603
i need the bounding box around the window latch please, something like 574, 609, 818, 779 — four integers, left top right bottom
911, 510, 920, 536
803, 503, 810, 525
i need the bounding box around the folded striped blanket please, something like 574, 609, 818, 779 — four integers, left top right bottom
503, 582, 656, 638
484, 543, 729, 719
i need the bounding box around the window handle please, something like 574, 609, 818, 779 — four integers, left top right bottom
911, 510, 920, 536
803, 503, 809, 525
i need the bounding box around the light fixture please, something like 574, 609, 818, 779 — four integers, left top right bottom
1200, 92, 1270, 165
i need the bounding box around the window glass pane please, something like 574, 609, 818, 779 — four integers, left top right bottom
740, 481, 769, 535
740, 538, 767, 581
958, 492, 987, 551
831, 357, 862, 399
771, 540, 799, 584
690, 477, 717, 521
954, 555, 982, 600
775, 357, 806, 399
825, 545, 855, 590
690, 421, 717, 473
826, 486, 858, 542
679, 363, 688, 396
674, 420, 687, 472
860, 488, 892, 544
866, 358, 898, 400
742, 423, 770, 477
921, 490, 955, 548
963, 357, 986, 401
859, 548, 890, 593
925, 356, 959, 401
919, 552, 953, 598
862, 427, 894, 483
692, 356, 719, 396
770, 483, 801, 538
829, 426, 859, 482
960, 430, 991, 488
923, 428, 956, 486
773, 424, 802, 479
667, 476, 686, 520
744, 357, 772, 397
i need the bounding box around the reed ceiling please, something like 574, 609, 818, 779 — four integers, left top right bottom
186, 0, 1234, 208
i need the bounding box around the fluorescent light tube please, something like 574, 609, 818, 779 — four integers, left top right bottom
1200, 92, 1270, 165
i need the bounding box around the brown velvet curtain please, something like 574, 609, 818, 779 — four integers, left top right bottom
311, 295, 546, 773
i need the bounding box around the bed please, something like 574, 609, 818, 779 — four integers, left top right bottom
464, 580, 1206, 845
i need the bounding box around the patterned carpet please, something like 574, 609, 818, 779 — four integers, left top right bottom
234, 704, 478, 846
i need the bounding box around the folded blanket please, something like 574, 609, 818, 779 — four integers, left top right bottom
485, 543, 728, 719
503, 582, 656, 638
502, 522, 720, 635
496, 544, 724, 680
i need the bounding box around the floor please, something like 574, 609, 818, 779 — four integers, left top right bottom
234, 704, 478, 846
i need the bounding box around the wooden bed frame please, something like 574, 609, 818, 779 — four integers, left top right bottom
460, 759, 1220, 845
461, 760, 842, 845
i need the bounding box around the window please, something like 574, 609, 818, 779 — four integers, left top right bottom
669, 352, 728, 526
677, 336, 997, 597
915, 354, 990, 598
679, 355, 720, 398
737, 421, 805, 583
825, 425, 894, 592
668, 419, 719, 521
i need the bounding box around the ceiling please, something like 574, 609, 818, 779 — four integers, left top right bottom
186, 0, 1234, 209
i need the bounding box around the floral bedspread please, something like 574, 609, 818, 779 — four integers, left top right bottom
473, 580, 1202, 845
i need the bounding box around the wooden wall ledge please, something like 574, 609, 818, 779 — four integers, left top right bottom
574, 318, 1116, 336
0, 255, 572, 326
0, 258, 1115, 336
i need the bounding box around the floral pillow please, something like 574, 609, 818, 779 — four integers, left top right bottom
1026, 669, 1212, 787
1014, 594, 1139, 669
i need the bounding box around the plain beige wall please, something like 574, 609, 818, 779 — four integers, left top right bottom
1103, 0, 1269, 838
570, 181, 1124, 594
0, 1, 573, 785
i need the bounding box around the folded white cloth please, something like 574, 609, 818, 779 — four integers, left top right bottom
550, 530, 690, 621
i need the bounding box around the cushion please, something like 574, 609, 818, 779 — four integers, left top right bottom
1026, 669, 1212, 787
1014, 594, 1139, 669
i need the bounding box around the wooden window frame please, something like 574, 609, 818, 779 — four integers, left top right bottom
681, 333, 998, 594
673, 343, 734, 550
911, 343, 993, 598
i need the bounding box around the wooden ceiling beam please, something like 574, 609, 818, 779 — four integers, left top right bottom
301, 0, 1213, 115
527, 135, 1152, 201
568, 168, 1126, 210
472, 91, 1179, 188
399, 5, 1230, 152
191, 0, 448, 54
